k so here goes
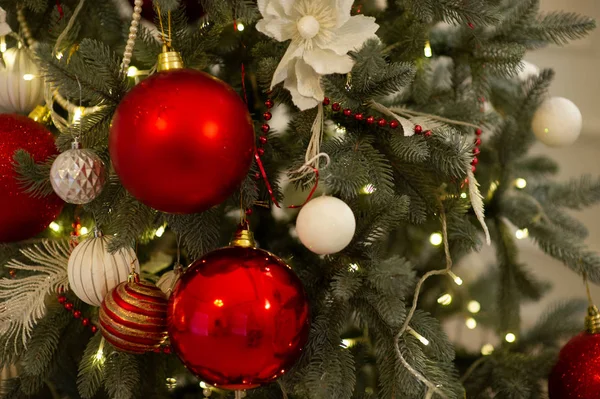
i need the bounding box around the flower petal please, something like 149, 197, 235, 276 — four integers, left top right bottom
295, 59, 324, 100
285, 77, 321, 110
325, 15, 379, 55
304, 48, 354, 75
256, 17, 294, 42
334, 0, 355, 27
270, 42, 303, 88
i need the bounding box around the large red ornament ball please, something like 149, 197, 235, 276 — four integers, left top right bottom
168, 246, 310, 390
549, 332, 600, 398
127, 0, 205, 22
109, 69, 255, 214
0, 114, 64, 242
99, 276, 168, 354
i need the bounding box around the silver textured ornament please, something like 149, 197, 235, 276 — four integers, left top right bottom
50, 138, 107, 204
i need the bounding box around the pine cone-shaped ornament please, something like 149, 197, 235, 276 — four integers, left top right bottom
50, 138, 107, 204
100, 273, 168, 354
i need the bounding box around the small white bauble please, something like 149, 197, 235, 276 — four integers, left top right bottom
532, 97, 582, 147
296, 196, 356, 255
156, 265, 183, 298
68, 231, 139, 306
0, 46, 45, 114
517, 60, 540, 81
50, 140, 107, 204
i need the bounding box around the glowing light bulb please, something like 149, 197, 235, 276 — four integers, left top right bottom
424, 40, 432, 58
155, 225, 166, 237
467, 300, 481, 314
49, 222, 61, 232
23, 74, 35, 81
448, 271, 463, 286
515, 178, 527, 189
429, 232, 443, 246
236, 23, 245, 31
505, 333, 516, 343
481, 343, 494, 355
408, 327, 430, 345
199, 382, 208, 389
361, 184, 377, 194
0, 37, 6, 53
213, 299, 224, 307
465, 317, 477, 329
80, 227, 89, 235
437, 293, 452, 306
56, 52, 63, 60
460, 192, 467, 199
348, 263, 359, 272
515, 228, 529, 240
72, 107, 85, 124
127, 66, 139, 77
340, 339, 355, 348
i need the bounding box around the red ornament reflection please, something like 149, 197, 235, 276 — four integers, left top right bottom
0, 114, 64, 242
549, 332, 600, 398
168, 246, 310, 390
109, 69, 254, 214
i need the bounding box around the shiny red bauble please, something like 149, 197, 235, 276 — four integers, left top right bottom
168, 246, 310, 390
99, 277, 168, 354
128, 0, 205, 22
109, 69, 254, 214
549, 332, 600, 398
0, 114, 64, 242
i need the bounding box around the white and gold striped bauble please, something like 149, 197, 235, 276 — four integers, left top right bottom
68, 232, 139, 306
0, 46, 45, 114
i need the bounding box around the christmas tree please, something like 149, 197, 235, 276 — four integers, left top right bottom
0, 0, 598, 398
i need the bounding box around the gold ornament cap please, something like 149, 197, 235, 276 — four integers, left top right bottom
157, 46, 183, 72
28, 105, 52, 125
230, 225, 256, 248
586, 305, 600, 334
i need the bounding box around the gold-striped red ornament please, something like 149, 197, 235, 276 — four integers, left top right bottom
99, 273, 168, 354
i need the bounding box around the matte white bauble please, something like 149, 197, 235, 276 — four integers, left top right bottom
0, 46, 45, 114
296, 196, 356, 255
156, 265, 183, 298
517, 60, 540, 81
68, 232, 139, 306
532, 97, 582, 147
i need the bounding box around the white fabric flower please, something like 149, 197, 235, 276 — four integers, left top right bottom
256, 0, 379, 110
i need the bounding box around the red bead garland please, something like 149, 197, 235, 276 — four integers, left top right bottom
57, 292, 98, 333
378, 118, 387, 127
389, 120, 399, 129
414, 125, 423, 134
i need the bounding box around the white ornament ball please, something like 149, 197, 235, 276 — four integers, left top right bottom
50, 141, 107, 204
517, 60, 540, 81
156, 265, 183, 298
68, 232, 139, 306
532, 97, 582, 147
0, 47, 45, 114
296, 196, 356, 255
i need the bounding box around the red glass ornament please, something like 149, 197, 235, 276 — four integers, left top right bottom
99, 277, 168, 354
471, 157, 479, 166
354, 113, 364, 121
168, 246, 310, 390
257, 148, 265, 156
474, 137, 482, 146
549, 332, 600, 398
90, 325, 98, 334
261, 124, 270, 133
322, 97, 330, 106
264, 99, 274, 109
82, 318, 90, 327
343, 108, 352, 117
73, 310, 82, 319
245, 208, 253, 216
58, 295, 67, 304
259, 136, 268, 145
473, 147, 481, 155
0, 115, 64, 242
389, 120, 399, 129
109, 69, 254, 214
475, 128, 482, 136
263, 112, 272, 121
471, 165, 476, 173
424, 130, 432, 137
128, 0, 205, 22
332, 103, 341, 112
414, 125, 423, 134
65, 302, 74, 311
377, 118, 387, 127
366, 116, 375, 125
